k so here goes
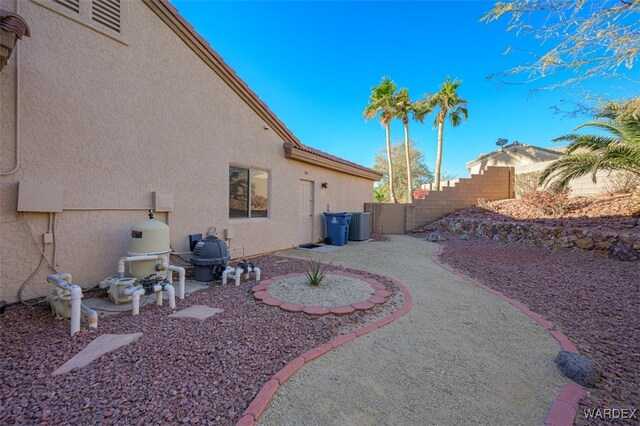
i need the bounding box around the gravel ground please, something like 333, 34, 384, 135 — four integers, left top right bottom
0, 255, 401, 426
438, 194, 639, 233
438, 235, 640, 425
260, 236, 567, 426
267, 275, 375, 306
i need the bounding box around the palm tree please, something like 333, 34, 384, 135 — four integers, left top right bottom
424, 77, 468, 190
364, 77, 399, 203
539, 104, 640, 189
394, 89, 429, 203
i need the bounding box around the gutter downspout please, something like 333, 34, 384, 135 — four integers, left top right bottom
0, 1, 21, 176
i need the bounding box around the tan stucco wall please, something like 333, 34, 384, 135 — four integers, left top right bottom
0, 0, 373, 303
467, 147, 560, 175
515, 162, 611, 197
467, 147, 613, 197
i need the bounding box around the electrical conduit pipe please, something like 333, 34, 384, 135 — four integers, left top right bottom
46, 273, 98, 336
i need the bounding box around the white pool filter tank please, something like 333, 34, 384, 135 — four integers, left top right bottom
127, 210, 171, 279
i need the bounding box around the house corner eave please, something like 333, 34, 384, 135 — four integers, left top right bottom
283, 143, 382, 181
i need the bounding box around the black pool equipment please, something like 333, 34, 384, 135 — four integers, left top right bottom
190, 234, 230, 282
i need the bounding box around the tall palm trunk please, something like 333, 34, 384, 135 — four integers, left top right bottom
385, 123, 397, 203
403, 118, 413, 203
434, 114, 445, 190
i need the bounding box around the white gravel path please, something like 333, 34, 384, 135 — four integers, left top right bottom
267, 275, 375, 306
259, 235, 569, 426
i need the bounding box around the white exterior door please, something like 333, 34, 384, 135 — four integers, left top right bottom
298, 180, 314, 245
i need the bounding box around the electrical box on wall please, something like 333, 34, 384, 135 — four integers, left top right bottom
153, 191, 174, 212
17, 182, 63, 212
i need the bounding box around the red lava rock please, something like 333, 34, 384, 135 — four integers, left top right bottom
0, 254, 403, 425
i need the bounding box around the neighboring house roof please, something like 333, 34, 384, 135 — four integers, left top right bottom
544, 146, 591, 155
283, 143, 382, 181
145, 0, 379, 180
466, 142, 563, 170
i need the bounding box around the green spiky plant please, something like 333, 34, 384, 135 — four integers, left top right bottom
539, 102, 640, 189
302, 252, 334, 287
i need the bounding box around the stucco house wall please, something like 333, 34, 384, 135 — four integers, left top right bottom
466, 143, 612, 197
0, 0, 378, 304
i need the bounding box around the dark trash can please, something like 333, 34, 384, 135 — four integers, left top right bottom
323, 212, 352, 246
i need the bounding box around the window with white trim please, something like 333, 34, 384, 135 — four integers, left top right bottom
229, 167, 269, 218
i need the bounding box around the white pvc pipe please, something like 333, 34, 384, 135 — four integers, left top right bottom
155, 284, 163, 306
130, 283, 175, 316
81, 304, 98, 329
166, 265, 185, 300
164, 283, 176, 310
253, 267, 261, 282
222, 266, 236, 285
47, 273, 82, 337
130, 288, 146, 316
235, 268, 243, 286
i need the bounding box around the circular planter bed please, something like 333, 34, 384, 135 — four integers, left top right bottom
252, 271, 391, 316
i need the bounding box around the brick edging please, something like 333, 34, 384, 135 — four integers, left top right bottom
432, 245, 586, 426
237, 273, 414, 425
252, 271, 391, 316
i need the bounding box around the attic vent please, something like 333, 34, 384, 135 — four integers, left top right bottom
53, 0, 80, 14
92, 0, 121, 33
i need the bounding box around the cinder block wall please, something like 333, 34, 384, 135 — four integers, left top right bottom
366, 166, 514, 233
412, 166, 514, 229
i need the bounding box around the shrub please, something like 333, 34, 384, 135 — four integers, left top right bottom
302, 253, 333, 286
514, 172, 542, 199
413, 188, 429, 199
476, 198, 489, 209
522, 188, 571, 217
603, 171, 640, 195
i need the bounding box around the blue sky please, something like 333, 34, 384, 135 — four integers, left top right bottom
171, 0, 628, 178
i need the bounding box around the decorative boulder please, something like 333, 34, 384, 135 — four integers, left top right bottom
460, 233, 469, 241
555, 351, 600, 388
609, 241, 639, 261
427, 232, 441, 242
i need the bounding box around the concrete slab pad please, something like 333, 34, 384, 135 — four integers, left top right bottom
83, 280, 213, 317
169, 305, 224, 320
295, 244, 344, 253
53, 333, 142, 376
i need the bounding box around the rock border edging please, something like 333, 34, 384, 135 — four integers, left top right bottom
432, 245, 586, 426
431, 216, 640, 257
237, 273, 414, 426
251, 271, 390, 316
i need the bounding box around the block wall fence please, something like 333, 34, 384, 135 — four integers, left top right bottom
365, 166, 515, 234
